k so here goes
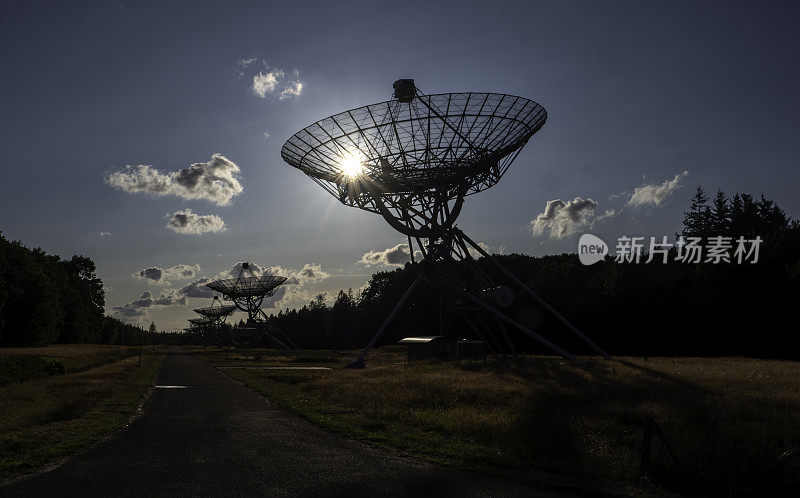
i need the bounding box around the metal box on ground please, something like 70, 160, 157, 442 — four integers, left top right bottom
399, 336, 486, 361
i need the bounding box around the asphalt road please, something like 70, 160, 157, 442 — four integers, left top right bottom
4, 348, 573, 497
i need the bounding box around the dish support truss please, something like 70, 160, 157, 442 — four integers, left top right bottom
348, 226, 609, 368
191, 297, 235, 347
209, 263, 298, 349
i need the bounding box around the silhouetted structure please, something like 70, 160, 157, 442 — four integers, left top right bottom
191, 296, 236, 347
282, 79, 608, 367
206, 263, 296, 349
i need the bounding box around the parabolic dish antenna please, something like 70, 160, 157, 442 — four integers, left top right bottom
281, 79, 547, 238
188, 296, 235, 347
282, 79, 609, 367
206, 274, 287, 299
206, 262, 296, 349
193, 304, 238, 318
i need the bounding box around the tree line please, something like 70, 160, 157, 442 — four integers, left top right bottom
0, 232, 147, 346
683, 187, 793, 239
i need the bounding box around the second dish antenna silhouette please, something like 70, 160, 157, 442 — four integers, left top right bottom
192, 296, 236, 347
206, 262, 297, 349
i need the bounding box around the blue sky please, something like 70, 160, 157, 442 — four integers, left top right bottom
1, 1, 798, 331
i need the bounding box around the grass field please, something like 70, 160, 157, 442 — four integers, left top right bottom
200, 347, 800, 497
0, 345, 164, 480
0, 344, 144, 385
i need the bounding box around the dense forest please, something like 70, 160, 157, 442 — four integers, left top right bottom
2, 186, 799, 357
0, 234, 147, 346
273, 187, 800, 358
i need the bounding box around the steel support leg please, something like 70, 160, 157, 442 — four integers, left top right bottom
457, 229, 610, 359
346, 271, 426, 368
429, 272, 576, 360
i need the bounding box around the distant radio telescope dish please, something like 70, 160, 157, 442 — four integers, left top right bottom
193, 304, 238, 318
188, 296, 235, 347
282, 79, 608, 367
205, 262, 297, 349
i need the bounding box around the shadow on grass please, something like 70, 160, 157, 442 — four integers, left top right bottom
496, 357, 800, 496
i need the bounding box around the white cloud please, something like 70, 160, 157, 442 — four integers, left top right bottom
279, 70, 303, 100
359, 243, 420, 267
166, 210, 226, 234
261, 263, 330, 286
280, 82, 303, 100
627, 171, 689, 207
293, 263, 329, 283
238, 57, 258, 74
133, 264, 200, 285
527, 171, 690, 241
252, 69, 283, 97
105, 154, 243, 206
466, 241, 506, 258
248, 64, 303, 100
593, 209, 618, 224
530, 197, 599, 239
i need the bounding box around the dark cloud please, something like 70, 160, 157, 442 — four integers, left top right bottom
111, 289, 189, 319
134, 267, 164, 282
133, 264, 200, 284
179, 277, 217, 299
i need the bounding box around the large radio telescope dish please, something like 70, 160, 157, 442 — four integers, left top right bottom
281, 79, 546, 238
282, 79, 607, 367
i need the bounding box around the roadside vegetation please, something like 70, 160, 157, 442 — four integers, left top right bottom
0, 345, 142, 385
203, 347, 800, 497
0, 345, 164, 480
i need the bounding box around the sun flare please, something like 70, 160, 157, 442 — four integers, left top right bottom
339, 155, 364, 178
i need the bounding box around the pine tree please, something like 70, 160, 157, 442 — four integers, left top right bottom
710, 190, 730, 235
682, 186, 710, 238
736, 194, 759, 238
757, 194, 790, 234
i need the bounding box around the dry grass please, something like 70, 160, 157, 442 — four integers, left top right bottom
0, 347, 164, 479
0, 344, 138, 356
211, 347, 800, 496
0, 344, 142, 385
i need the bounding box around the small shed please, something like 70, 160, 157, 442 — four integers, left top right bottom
398, 336, 486, 362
